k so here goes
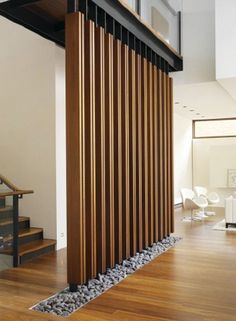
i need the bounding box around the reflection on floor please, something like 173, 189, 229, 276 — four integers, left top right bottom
0, 254, 12, 271
0, 206, 236, 321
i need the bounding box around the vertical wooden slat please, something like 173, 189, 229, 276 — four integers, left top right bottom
136, 53, 143, 252
113, 39, 123, 263
158, 69, 164, 241
169, 78, 174, 233
142, 57, 149, 248
129, 48, 137, 256
95, 26, 106, 273
84, 19, 97, 279
166, 73, 171, 236
162, 70, 168, 238
66, 12, 86, 285
104, 32, 115, 268
148, 62, 154, 245
121, 43, 130, 259
153, 64, 159, 242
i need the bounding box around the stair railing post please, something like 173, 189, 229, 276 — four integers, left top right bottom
13, 194, 19, 267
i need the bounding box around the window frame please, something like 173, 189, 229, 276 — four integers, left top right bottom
193, 118, 236, 139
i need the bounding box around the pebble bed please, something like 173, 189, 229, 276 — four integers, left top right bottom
32, 236, 181, 317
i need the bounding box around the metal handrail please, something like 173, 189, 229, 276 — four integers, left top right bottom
0, 174, 33, 267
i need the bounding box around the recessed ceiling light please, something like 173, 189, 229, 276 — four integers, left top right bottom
175, 102, 180, 104
183, 106, 187, 108
196, 113, 200, 115
201, 116, 205, 118
190, 109, 195, 112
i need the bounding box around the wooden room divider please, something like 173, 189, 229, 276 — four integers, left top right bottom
66, 10, 174, 290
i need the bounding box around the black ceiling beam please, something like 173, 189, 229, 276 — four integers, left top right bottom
0, 0, 41, 10
67, 0, 79, 13
54, 21, 65, 33
0, 4, 65, 47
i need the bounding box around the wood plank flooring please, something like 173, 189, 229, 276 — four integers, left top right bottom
0, 207, 236, 321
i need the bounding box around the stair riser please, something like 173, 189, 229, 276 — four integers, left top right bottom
20, 244, 56, 264
0, 220, 30, 237
0, 209, 13, 220
19, 231, 43, 245
0, 198, 5, 208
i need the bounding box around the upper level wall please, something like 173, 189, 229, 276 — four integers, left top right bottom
215, 0, 236, 80
173, 0, 215, 85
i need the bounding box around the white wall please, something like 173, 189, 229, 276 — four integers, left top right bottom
174, 113, 193, 204
215, 0, 236, 104
55, 46, 67, 249
215, 0, 236, 80
193, 138, 236, 206
0, 17, 66, 249
173, 0, 215, 85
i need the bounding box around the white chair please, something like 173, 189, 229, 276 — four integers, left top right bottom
208, 192, 220, 205
180, 188, 208, 222
194, 186, 207, 198
194, 186, 220, 216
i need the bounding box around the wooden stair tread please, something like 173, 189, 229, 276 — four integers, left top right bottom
19, 239, 56, 256
19, 227, 43, 238
3, 228, 43, 242
0, 216, 29, 227
0, 206, 12, 213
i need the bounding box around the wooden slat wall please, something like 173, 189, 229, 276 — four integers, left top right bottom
104, 32, 115, 268
113, 37, 123, 264
84, 19, 96, 279
66, 12, 174, 286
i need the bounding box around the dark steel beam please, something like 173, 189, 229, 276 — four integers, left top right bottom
0, 5, 65, 47
0, 0, 40, 10
67, 0, 79, 13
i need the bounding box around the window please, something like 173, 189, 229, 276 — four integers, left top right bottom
121, 0, 182, 54
193, 119, 236, 138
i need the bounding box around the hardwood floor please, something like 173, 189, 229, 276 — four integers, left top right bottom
0, 207, 236, 321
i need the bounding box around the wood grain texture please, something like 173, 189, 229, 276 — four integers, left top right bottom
169, 78, 174, 233
136, 53, 143, 252
141, 57, 149, 248
157, 69, 164, 241
148, 62, 154, 245
95, 26, 106, 273
153, 65, 159, 242
66, 12, 86, 285
84, 19, 97, 279
113, 38, 123, 263
129, 48, 137, 256
162, 70, 168, 238
121, 43, 130, 259
104, 32, 115, 268
166, 74, 171, 236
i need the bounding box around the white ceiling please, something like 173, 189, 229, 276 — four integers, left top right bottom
173, 81, 236, 120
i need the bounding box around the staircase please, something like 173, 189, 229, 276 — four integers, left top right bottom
0, 176, 56, 266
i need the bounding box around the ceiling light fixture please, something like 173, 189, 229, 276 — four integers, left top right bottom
190, 109, 195, 112
175, 102, 180, 104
